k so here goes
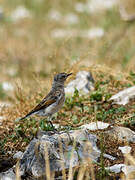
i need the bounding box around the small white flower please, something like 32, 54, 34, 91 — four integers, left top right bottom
64, 13, 79, 24
0, 102, 11, 111
0, 6, 4, 19
48, 9, 62, 21
10, 6, 31, 22
51, 29, 75, 38
2, 82, 14, 91
0, 116, 5, 125
87, 28, 104, 38
7, 68, 17, 76
80, 28, 104, 39
87, 0, 117, 13
75, 3, 85, 13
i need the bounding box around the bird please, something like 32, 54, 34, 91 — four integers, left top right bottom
19, 72, 72, 129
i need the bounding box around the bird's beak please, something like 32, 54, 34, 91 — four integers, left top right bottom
67, 73, 72, 77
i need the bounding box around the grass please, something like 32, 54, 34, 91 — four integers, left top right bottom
1, 65, 135, 179
0, 0, 135, 179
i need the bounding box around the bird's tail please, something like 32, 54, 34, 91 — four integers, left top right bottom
19, 112, 33, 121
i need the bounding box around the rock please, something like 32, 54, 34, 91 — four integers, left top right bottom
122, 165, 135, 179
13, 151, 23, 160
0, 167, 16, 180
18, 129, 117, 178
103, 153, 116, 161
110, 86, 135, 105
80, 121, 110, 131
65, 71, 94, 95
118, 146, 132, 154
106, 164, 135, 178
106, 164, 125, 173
0, 129, 120, 179
19, 130, 100, 178
105, 126, 135, 143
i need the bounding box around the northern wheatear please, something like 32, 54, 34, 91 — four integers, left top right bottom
20, 73, 72, 129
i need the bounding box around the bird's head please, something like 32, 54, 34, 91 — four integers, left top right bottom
54, 72, 72, 82
53, 72, 72, 86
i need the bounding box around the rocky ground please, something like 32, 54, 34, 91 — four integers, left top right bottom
0, 0, 135, 179
0, 70, 135, 179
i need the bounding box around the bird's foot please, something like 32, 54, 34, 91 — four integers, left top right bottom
49, 121, 59, 133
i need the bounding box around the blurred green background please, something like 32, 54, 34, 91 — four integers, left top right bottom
0, 0, 135, 102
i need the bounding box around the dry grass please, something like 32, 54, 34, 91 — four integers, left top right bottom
1, 63, 135, 179
0, 0, 135, 179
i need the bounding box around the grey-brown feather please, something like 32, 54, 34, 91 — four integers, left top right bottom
20, 72, 71, 121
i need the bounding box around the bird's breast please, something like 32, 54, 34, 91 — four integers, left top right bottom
44, 94, 65, 116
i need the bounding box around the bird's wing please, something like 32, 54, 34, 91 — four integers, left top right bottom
23, 90, 61, 118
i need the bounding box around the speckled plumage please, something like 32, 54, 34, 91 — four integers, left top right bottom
20, 73, 72, 127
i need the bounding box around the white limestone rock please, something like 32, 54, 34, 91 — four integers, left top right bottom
122, 165, 135, 178
110, 86, 135, 105
106, 164, 135, 178
13, 151, 23, 160
80, 121, 110, 131
105, 126, 135, 143
118, 146, 132, 154
0, 168, 16, 180
65, 71, 94, 95
106, 164, 125, 173
19, 130, 100, 177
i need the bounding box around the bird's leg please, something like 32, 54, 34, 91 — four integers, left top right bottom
48, 116, 57, 131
